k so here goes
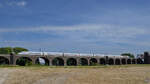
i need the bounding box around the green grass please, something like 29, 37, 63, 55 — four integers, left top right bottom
0, 64, 150, 69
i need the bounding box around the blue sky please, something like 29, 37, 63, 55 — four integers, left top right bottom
0, 0, 150, 55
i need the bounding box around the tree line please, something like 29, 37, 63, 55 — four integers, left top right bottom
0, 47, 28, 54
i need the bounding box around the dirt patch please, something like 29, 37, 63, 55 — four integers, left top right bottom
33, 73, 69, 84
0, 68, 15, 84
2, 66, 150, 84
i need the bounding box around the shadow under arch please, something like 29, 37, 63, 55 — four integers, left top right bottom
121, 59, 126, 65
52, 57, 64, 66
90, 58, 98, 65
127, 59, 131, 64
35, 57, 49, 65
80, 58, 88, 66
67, 58, 77, 66
0, 56, 9, 65
115, 59, 121, 65
100, 58, 106, 65
137, 58, 143, 64
108, 58, 114, 65
16, 57, 32, 66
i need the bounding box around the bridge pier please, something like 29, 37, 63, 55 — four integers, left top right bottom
48, 58, 52, 66
77, 58, 80, 66
87, 59, 90, 66
120, 59, 122, 65
97, 58, 100, 65
113, 58, 115, 65
32, 59, 36, 65
64, 58, 67, 66
126, 59, 128, 64
10, 53, 14, 65
135, 59, 137, 64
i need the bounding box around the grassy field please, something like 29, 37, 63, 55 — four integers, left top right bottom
1, 65, 150, 84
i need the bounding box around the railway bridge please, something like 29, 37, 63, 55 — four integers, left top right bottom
0, 53, 143, 66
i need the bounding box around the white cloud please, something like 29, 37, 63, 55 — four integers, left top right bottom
7, 1, 27, 7
0, 3, 2, 7
0, 24, 148, 38
1, 24, 150, 54
16, 1, 27, 6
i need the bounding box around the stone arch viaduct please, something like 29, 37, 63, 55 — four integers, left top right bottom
0, 53, 143, 66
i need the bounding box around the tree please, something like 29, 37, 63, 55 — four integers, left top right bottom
0, 47, 28, 54
0, 47, 29, 66
0, 47, 12, 54
121, 53, 135, 58
13, 47, 28, 54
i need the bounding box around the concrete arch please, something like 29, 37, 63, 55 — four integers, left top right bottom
121, 59, 126, 65
132, 59, 136, 64
115, 59, 121, 65
90, 58, 98, 65
52, 57, 64, 66
108, 58, 114, 65
0, 56, 9, 65
127, 59, 131, 64
35, 57, 49, 65
100, 58, 106, 65
80, 58, 88, 66
16, 57, 32, 66
67, 58, 77, 66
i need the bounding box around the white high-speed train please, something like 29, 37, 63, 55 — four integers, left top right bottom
18, 51, 128, 58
